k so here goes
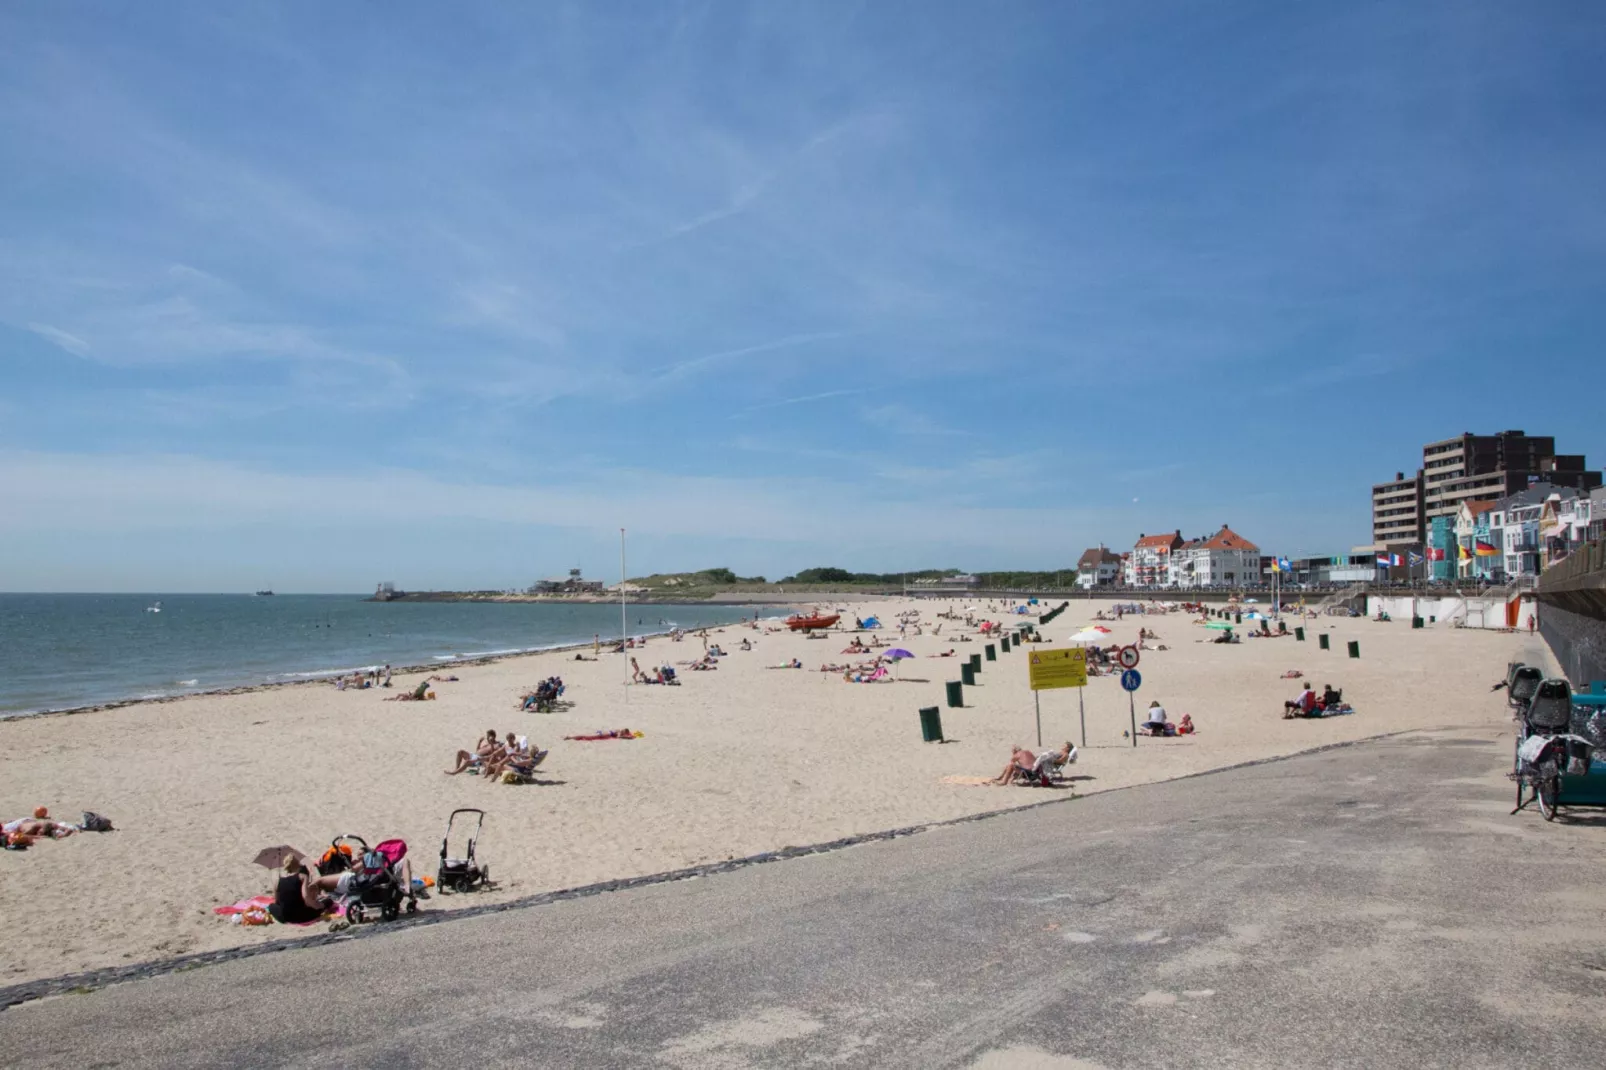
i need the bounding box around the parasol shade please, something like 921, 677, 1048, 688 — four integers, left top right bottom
252, 845, 304, 870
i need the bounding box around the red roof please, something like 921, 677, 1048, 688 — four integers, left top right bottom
1462, 499, 1496, 517
1076, 547, 1122, 569
1197, 526, 1258, 552
1134, 532, 1182, 550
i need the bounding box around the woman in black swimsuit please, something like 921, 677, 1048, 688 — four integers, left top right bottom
269, 854, 348, 923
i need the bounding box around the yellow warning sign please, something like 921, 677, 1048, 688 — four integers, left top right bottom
1027, 647, 1087, 691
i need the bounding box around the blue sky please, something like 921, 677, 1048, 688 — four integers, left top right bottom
2, 1, 1604, 591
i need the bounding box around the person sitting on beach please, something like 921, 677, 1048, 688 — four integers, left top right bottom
445, 730, 503, 775
1320, 685, 1344, 712
993, 746, 1043, 786
1284, 685, 1318, 719
386, 678, 432, 702
739, 638, 752, 651
269, 853, 348, 924
1139, 700, 1172, 737
484, 731, 547, 780
1176, 713, 1196, 735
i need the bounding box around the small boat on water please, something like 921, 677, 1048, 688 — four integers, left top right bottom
255, 590, 275, 596
786, 612, 840, 632
146, 601, 162, 614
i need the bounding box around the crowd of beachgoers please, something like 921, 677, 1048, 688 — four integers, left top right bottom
0, 596, 1532, 985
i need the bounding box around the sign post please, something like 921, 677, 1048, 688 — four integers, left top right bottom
1027, 647, 1088, 748
1120, 668, 1142, 747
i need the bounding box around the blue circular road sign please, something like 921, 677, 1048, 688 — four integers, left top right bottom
1121, 668, 1142, 692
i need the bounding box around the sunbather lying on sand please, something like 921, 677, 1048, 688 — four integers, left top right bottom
767, 659, 803, 669
3, 811, 76, 841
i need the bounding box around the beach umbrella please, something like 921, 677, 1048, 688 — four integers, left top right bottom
252, 845, 304, 870
885, 647, 915, 679
1068, 628, 1107, 644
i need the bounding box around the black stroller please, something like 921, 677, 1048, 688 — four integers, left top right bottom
438, 809, 491, 894
319, 834, 418, 923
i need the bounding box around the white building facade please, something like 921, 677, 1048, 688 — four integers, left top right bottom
1166, 526, 1261, 589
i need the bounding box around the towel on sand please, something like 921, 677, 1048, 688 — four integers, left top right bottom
214, 894, 341, 925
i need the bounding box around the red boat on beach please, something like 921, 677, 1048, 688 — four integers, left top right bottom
786, 613, 841, 631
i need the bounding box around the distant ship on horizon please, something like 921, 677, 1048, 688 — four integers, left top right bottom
255, 590, 275, 597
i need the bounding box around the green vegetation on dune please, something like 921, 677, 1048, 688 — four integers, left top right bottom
627, 566, 1083, 595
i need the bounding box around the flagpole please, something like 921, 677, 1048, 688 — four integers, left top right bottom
620, 528, 628, 701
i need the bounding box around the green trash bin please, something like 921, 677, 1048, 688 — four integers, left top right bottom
985, 643, 996, 662
1429, 615, 1436, 624
1319, 633, 1330, 650
1295, 627, 1305, 641
961, 663, 976, 686
1235, 612, 1242, 624
970, 653, 982, 673
918, 706, 943, 743
1348, 640, 1360, 659
1000, 636, 1011, 653
945, 680, 963, 708
1412, 616, 1423, 629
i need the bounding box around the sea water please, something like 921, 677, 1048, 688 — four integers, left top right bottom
0, 594, 770, 715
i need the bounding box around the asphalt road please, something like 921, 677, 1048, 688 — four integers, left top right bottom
6, 727, 1605, 1069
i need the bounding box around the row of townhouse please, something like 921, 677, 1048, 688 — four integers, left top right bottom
1075, 526, 1263, 590
1448, 483, 1606, 582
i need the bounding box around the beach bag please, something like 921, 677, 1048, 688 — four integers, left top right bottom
80, 811, 114, 832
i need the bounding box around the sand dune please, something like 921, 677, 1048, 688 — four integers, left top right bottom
0, 599, 1535, 984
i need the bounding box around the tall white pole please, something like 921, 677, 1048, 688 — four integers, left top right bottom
620, 528, 628, 699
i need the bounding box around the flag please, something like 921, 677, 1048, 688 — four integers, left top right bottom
1269, 559, 1280, 573
1390, 554, 1403, 567
1458, 544, 1471, 561
1427, 548, 1445, 561
1278, 557, 1291, 573
1475, 540, 1499, 557
1376, 554, 1390, 566
1408, 551, 1423, 566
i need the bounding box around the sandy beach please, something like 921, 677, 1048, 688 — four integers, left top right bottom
0, 598, 1538, 985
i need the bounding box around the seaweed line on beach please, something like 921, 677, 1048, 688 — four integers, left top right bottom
0, 726, 1440, 1011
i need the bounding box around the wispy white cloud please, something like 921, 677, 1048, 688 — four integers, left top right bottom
653, 332, 843, 381
858, 402, 973, 438
25, 322, 91, 356
732, 388, 868, 417
0, 449, 1124, 556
